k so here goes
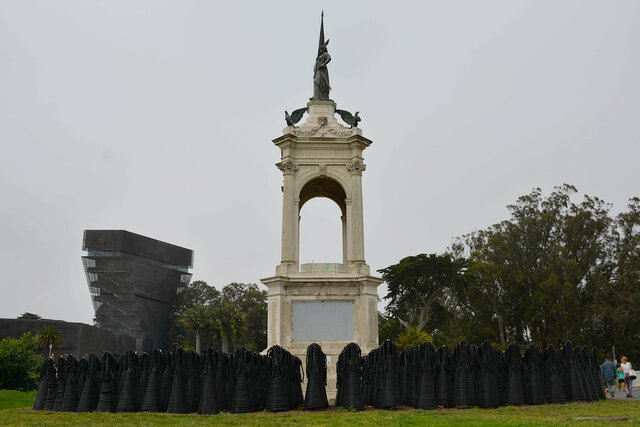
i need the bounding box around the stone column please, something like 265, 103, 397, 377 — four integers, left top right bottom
296, 208, 301, 267
348, 160, 366, 265
345, 199, 353, 264
341, 215, 347, 265
277, 160, 298, 273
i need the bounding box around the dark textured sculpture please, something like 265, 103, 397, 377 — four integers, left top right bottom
312, 12, 331, 101
33, 341, 607, 415
504, 344, 524, 405
336, 109, 361, 128
415, 342, 437, 410
140, 350, 164, 412
452, 342, 475, 407
96, 353, 118, 412
335, 343, 363, 410
77, 354, 102, 412
285, 108, 307, 127
60, 355, 80, 412
34, 358, 56, 410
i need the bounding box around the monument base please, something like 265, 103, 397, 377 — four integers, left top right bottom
261, 265, 382, 399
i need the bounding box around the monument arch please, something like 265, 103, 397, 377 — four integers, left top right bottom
298, 197, 345, 265
298, 176, 348, 265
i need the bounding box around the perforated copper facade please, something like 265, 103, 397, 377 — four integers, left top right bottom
82, 230, 193, 351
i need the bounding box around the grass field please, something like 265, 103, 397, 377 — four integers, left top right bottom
1, 391, 639, 426
0, 390, 37, 411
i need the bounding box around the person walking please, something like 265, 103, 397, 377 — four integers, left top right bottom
620, 356, 634, 398
601, 356, 617, 398
617, 364, 625, 392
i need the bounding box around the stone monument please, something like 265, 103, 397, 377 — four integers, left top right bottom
261, 13, 382, 399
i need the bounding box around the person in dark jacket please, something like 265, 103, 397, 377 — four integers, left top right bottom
601, 356, 617, 398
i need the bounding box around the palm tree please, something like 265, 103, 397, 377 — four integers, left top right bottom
213, 301, 245, 353
35, 325, 63, 359
395, 327, 433, 351
178, 303, 210, 354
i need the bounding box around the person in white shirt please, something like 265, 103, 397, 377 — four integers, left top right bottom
620, 356, 634, 398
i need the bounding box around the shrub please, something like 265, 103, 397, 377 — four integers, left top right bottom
395, 327, 433, 350
0, 332, 41, 391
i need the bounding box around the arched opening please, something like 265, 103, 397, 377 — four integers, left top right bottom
298, 177, 347, 267
299, 198, 343, 264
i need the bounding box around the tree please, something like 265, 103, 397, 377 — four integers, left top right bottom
378, 312, 403, 343
445, 184, 627, 352
178, 303, 210, 354
379, 184, 640, 361
167, 280, 268, 353
34, 325, 63, 359
212, 300, 245, 353
167, 280, 220, 349
605, 198, 640, 360
17, 312, 41, 320
0, 332, 41, 391
379, 253, 466, 331
219, 283, 267, 351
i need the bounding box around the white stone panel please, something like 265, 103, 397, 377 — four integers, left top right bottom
292, 301, 353, 341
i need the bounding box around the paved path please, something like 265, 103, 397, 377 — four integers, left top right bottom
605, 386, 640, 401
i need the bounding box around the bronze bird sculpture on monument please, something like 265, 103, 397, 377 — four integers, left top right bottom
336, 109, 361, 128
285, 107, 308, 128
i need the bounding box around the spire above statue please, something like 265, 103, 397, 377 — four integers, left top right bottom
311, 12, 331, 101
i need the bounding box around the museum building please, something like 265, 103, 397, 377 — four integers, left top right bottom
82, 230, 193, 351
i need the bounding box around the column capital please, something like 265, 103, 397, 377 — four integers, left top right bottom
276, 159, 299, 175
347, 160, 366, 175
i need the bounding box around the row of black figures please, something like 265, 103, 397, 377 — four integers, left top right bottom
357, 340, 605, 410
32, 346, 304, 414
32, 340, 605, 414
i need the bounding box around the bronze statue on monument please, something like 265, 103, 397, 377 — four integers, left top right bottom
312, 12, 331, 101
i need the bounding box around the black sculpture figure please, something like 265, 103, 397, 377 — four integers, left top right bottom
265, 345, 289, 412
476, 341, 500, 408
285, 108, 308, 127
116, 351, 139, 412
52, 356, 66, 411
452, 342, 475, 407
543, 345, 566, 404
60, 354, 80, 412
166, 348, 187, 413
43, 359, 59, 410
415, 341, 437, 410
304, 344, 328, 410
77, 353, 102, 412
96, 352, 118, 412
34, 358, 56, 410
312, 12, 331, 101
504, 344, 524, 405
335, 343, 363, 410
185, 351, 201, 413
140, 349, 164, 412
523, 345, 545, 405
336, 110, 361, 128
198, 348, 220, 415
434, 346, 452, 408
375, 340, 400, 409
232, 348, 254, 413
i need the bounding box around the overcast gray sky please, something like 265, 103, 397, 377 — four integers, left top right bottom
1, 1, 639, 324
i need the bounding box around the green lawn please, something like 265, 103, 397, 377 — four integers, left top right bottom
0, 389, 37, 411
1, 392, 639, 426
